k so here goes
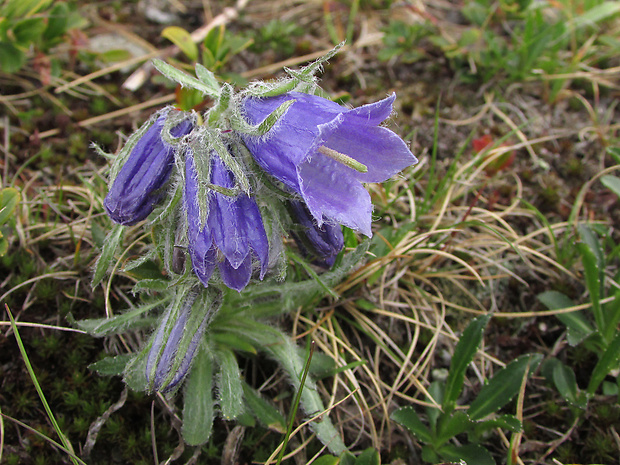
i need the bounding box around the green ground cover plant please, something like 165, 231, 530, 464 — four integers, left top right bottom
0, 1, 618, 464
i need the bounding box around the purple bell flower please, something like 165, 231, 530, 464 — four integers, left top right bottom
241, 92, 418, 237
289, 200, 344, 269
104, 109, 193, 225
185, 150, 269, 291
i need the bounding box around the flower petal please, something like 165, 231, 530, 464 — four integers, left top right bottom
242, 91, 417, 236
219, 254, 252, 291
298, 156, 373, 236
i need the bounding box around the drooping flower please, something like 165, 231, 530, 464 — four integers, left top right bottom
289, 200, 344, 269
104, 108, 193, 225
241, 92, 418, 237
185, 149, 269, 291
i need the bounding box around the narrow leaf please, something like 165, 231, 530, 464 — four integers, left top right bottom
468, 353, 542, 421
92, 223, 124, 288
577, 241, 603, 331
601, 175, 620, 200
242, 382, 286, 433
195, 62, 219, 91
88, 354, 133, 377
77, 298, 166, 337
152, 59, 219, 97
216, 348, 243, 420
439, 443, 494, 465
474, 415, 522, 435
182, 345, 214, 445
552, 361, 580, 405
443, 314, 491, 412
587, 330, 620, 394
537, 291, 594, 346
162, 26, 198, 62
391, 406, 433, 444
0, 187, 20, 225
436, 410, 472, 446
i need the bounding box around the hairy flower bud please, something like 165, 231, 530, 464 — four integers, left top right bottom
104, 109, 193, 225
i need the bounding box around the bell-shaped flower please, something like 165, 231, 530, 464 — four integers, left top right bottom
104, 109, 193, 225
241, 92, 418, 237
185, 150, 269, 291
289, 200, 344, 269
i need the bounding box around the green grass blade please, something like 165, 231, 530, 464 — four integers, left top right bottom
5, 304, 81, 465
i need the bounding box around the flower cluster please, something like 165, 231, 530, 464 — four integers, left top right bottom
105, 94, 417, 290
102, 53, 418, 392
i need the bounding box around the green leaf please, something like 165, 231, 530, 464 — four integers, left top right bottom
215, 348, 243, 420
608, 147, 620, 164
355, 448, 381, 465
436, 410, 472, 446
578, 224, 604, 264
312, 456, 339, 465
426, 381, 444, 430
242, 382, 286, 433
578, 241, 603, 332
76, 298, 165, 337
0, 41, 25, 72
439, 443, 495, 465
97, 49, 132, 63
569, 1, 620, 30
587, 330, 620, 394
42, 2, 69, 41
195, 62, 219, 91
443, 314, 491, 413
601, 175, 620, 200
12, 17, 46, 45
123, 350, 148, 392
162, 26, 198, 62
152, 59, 219, 97
88, 354, 133, 377
92, 223, 124, 288
182, 345, 214, 445
0, 235, 8, 257
468, 353, 542, 421
339, 451, 357, 465
551, 360, 580, 405
537, 291, 594, 346
474, 415, 522, 436
0, 187, 20, 225
212, 332, 257, 354
391, 406, 432, 444
131, 278, 169, 293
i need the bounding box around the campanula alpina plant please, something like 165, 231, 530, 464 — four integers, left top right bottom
87, 43, 418, 452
